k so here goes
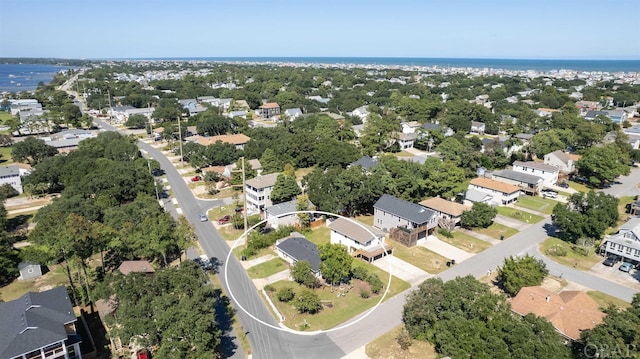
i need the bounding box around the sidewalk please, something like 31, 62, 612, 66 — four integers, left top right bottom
457, 228, 501, 245
252, 269, 290, 290
493, 214, 532, 231
417, 236, 474, 263
240, 254, 275, 269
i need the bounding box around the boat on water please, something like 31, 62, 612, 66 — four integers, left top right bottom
8, 74, 16, 78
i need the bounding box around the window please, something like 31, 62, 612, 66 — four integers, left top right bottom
626, 247, 632, 254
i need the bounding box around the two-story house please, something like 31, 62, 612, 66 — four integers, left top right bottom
0, 163, 31, 194
543, 150, 581, 175
265, 198, 314, 229
328, 217, 391, 262
466, 177, 520, 206
601, 217, 640, 266
419, 197, 470, 227
258, 102, 280, 119
373, 194, 437, 247
0, 286, 83, 359
245, 173, 280, 211
491, 169, 543, 196
512, 161, 559, 188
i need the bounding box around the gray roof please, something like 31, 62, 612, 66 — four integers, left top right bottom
328, 217, 384, 245
514, 133, 534, 140
584, 110, 607, 119
18, 262, 40, 270
513, 161, 559, 173
350, 156, 379, 170
374, 194, 436, 225
265, 199, 298, 217
276, 235, 321, 273
0, 164, 19, 177
245, 172, 280, 189
46, 138, 81, 149
545, 150, 570, 165
0, 286, 77, 359
465, 188, 493, 203
492, 169, 543, 185
284, 108, 303, 117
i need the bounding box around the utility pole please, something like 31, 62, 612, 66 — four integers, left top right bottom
178, 116, 184, 167
107, 89, 113, 123
242, 157, 248, 232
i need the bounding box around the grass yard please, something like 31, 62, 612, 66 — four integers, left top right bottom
246, 257, 287, 279
515, 196, 556, 215
568, 181, 590, 193
366, 324, 437, 359
302, 226, 330, 246
497, 206, 544, 224
539, 237, 602, 271
294, 167, 314, 181
355, 215, 374, 227
266, 261, 409, 331
395, 151, 414, 157
392, 242, 449, 274
0, 265, 69, 302
475, 222, 518, 239
587, 290, 631, 309
0, 146, 14, 165
436, 230, 492, 253
0, 112, 13, 123
231, 243, 275, 260
616, 196, 636, 227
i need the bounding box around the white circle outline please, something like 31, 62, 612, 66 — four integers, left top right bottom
223, 210, 393, 335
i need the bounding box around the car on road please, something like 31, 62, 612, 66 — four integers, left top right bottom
542, 189, 558, 198
619, 262, 633, 272
556, 182, 569, 188
603, 256, 618, 267
218, 215, 231, 224
191, 175, 202, 182
199, 213, 208, 222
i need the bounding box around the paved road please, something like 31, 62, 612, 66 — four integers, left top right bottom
603, 166, 640, 198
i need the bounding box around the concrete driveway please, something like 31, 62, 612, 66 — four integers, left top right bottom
372, 255, 432, 286
417, 236, 474, 263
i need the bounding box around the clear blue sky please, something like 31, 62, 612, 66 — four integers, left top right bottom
1, 0, 639, 60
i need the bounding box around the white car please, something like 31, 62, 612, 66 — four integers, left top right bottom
542, 190, 558, 198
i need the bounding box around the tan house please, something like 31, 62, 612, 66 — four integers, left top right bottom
419, 197, 469, 227
511, 286, 606, 340
118, 260, 155, 276
191, 133, 251, 150
328, 217, 392, 262
466, 177, 520, 206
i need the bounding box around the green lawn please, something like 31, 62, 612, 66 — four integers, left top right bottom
539, 237, 602, 271
515, 196, 556, 215
0, 112, 13, 123
568, 181, 590, 193
0, 265, 69, 302
392, 242, 449, 274
366, 324, 437, 359
395, 151, 414, 157
247, 257, 288, 279
436, 230, 492, 253
303, 226, 330, 246
266, 262, 409, 331
231, 244, 275, 260
587, 291, 631, 309
0, 146, 14, 165
355, 215, 374, 227
497, 206, 545, 224
616, 196, 636, 227
475, 222, 518, 239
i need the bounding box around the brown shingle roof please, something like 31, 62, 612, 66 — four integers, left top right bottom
470, 177, 520, 194
511, 286, 606, 340
261, 102, 280, 109
194, 134, 251, 146
245, 172, 279, 189
118, 260, 155, 275
419, 197, 470, 216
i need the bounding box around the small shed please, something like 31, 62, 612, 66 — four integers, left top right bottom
18, 262, 42, 280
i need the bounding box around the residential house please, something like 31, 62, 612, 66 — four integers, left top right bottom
543, 150, 581, 174
109, 105, 136, 122
275, 233, 321, 277
179, 99, 207, 116
198, 97, 232, 111
245, 173, 280, 211
418, 197, 470, 227
0, 163, 30, 193
190, 134, 251, 150
535, 108, 561, 117
283, 108, 303, 120
373, 194, 438, 247
511, 286, 605, 341
349, 156, 379, 171
466, 177, 520, 206
600, 217, 640, 265
470, 121, 486, 135
350, 105, 369, 123
258, 102, 280, 119
328, 217, 391, 262
394, 132, 416, 150
422, 122, 454, 137
575, 100, 602, 115
227, 110, 247, 119
265, 199, 314, 229
18, 262, 42, 281
125, 107, 154, 122
491, 169, 543, 196
306, 95, 331, 104
512, 161, 559, 188
44, 129, 98, 153
0, 286, 83, 359
400, 121, 421, 134
630, 200, 640, 216
117, 260, 155, 276
584, 110, 627, 124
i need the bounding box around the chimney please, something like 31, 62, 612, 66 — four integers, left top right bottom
546, 295, 551, 302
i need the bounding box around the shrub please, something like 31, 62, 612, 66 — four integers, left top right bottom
367, 273, 383, 294
263, 284, 275, 292
438, 228, 454, 238
277, 287, 295, 302
293, 289, 322, 314
545, 245, 567, 257
350, 266, 369, 281
396, 328, 413, 350
360, 289, 370, 299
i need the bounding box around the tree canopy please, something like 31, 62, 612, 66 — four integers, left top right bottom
460, 202, 497, 229
11, 136, 58, 166
497, 255, 549, 296
552, 191, 619, 243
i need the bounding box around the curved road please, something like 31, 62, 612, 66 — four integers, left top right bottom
93, 113, 640, 358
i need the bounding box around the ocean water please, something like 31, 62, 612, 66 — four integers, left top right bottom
145, 57, 640, 73
0, 64, 71, 93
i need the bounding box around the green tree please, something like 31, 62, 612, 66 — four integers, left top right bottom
270, 174, 301, 204
319, 243, 352, 286
291, 260, 319, 288
259, 148, 281, 174
576, 143, 630, 187
196, 109, 234, 136
152, 98, 182, 122
552, 191, 619, 243
293, 289, 322, 314
460, 202, 497, 229
11, 136, 58, 165
125, 114, 148, 129
277, 287, 295, 302
497, 255, 549, 296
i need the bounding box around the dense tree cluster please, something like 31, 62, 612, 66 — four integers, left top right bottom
552, 191, 619, 243
402, 276, 572, 358
460, 202, 498, 229
497, 255, 549, 296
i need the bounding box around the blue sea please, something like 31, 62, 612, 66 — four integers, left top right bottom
142, 57, 640, 73
0, 64, 71, 93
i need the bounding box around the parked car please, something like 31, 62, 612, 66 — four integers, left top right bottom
199, 213, 208, 222
542, 190, 558, 198
556, 182, 569, 188
603, 256, 618, 267
619, 262, 633, 272
235, 207, 244, 213
218, 215, 231, 224
191, 175, 202, 182
259, 227, 274, 235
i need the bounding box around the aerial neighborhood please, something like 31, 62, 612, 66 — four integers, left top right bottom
0, 59, 639, 359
